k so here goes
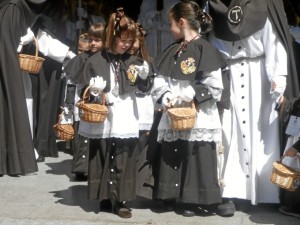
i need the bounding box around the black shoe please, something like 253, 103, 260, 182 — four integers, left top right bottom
8, 174, 20, 177
114, 202, 132, 218
182, 209, 196, 217
279, 206, 300, 218
100, 199, 112, 212
182, 203, 198, 217
217, 201, 236, 217
74, 172, 87, 181
36, 155, 45, 162
163, 199, 176, 211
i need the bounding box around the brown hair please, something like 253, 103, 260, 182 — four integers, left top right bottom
134, 23, 150, 62
169, 0, 213, 35
87, 23, 105, 40
104, 7, 136, 51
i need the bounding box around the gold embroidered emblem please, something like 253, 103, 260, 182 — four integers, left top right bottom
181, 58, 196, 75
127, 64, 138, 83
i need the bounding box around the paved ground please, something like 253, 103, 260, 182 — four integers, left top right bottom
0, 143, 299, 225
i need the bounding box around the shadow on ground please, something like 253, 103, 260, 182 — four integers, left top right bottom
249, 203, 300, 225
49, 185, 99, 214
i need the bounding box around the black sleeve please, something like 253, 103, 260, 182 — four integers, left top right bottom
217, 68, 231, 110
192, 82, 213, 104
292, 139, 300, 152
64, 83, 76, 105
137, 76, 152, 93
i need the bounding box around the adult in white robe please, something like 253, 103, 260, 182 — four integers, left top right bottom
210, 17, 287, 205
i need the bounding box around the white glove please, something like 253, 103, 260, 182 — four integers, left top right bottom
135, 61, 149, 80
17, 44, 23, 53
270, 76, 286, 102
66, 50, 76, 59
21, 28, 35, 45
89, 76, 106, 96
37, 29, 70, 63
63, 106, 70, 115
180, 86, 195, 102
17, 28, 35, 52
161, 92, 176, 107
61, 107, 73, 124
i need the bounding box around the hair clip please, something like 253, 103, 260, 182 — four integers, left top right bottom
114, 7, 127, 35
136, 23, 147, 36
198, 11, 212, 23
79, 33, 88, 40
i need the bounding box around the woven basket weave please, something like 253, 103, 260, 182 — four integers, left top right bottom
53, 111, 74, 140
167, 101, 197, 131
270, 156, 300, 191
76, 85, 108, 123
19, 37, 45, 74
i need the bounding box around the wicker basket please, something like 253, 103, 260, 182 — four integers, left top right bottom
19, 37, 45, 74
167, 101, 197, 131
53, 111, 74, 140
270, 156, 300, 191
76, 85, 108, 123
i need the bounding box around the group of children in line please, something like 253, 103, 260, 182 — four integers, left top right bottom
61, 1, 234, 219
3, 0, 298, 220
55, 0, 300, 219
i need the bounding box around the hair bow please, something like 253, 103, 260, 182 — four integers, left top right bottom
136, 23, 147, 36
114, 7, 128, 35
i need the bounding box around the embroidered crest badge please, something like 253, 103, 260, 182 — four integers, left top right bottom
228, 6, 243, 24
181, 58, 196, 75
127, 64, 138, 83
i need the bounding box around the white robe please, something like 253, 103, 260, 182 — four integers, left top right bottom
136, 94, 154, 131
22, 71, 39, 159
210, 18, 287, 204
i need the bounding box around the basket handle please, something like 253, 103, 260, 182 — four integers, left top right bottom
101, 93, 107, 105
81, 85, 106, 105
33, 37, 39, 59
82, 85, 92, 101
191, 100, 195, 109
167, 99, 196, 109
278, 155, 285, 163
280, 151, 300, 162
53, 108, 64, 128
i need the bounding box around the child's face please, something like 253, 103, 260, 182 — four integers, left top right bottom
127, 38, 140, 55
78, 40, 90, 54
114, 36, 134, 54
169, 17, 182, 41
89, 36, 103, 53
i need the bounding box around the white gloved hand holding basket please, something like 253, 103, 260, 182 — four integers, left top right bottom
89, 76, 106, 96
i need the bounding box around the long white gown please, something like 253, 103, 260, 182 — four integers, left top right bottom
210, 18, 287, 204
